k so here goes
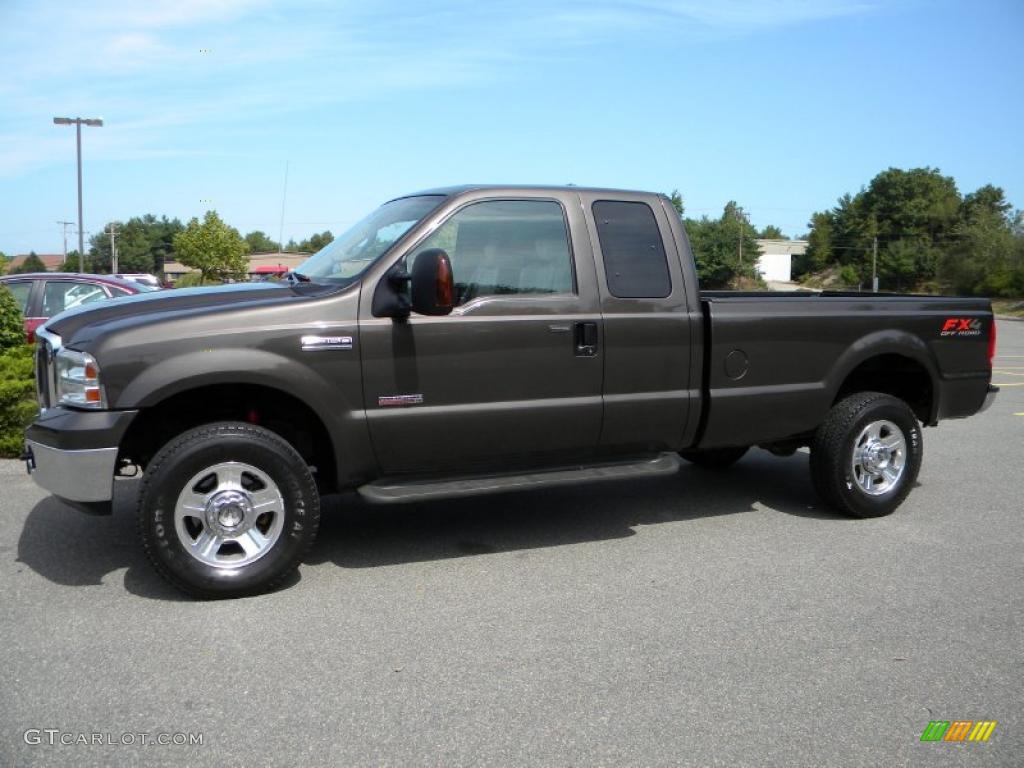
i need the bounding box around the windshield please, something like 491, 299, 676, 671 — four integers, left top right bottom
296, 195, 445, 283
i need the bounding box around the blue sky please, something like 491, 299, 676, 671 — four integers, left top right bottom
1, 0, 1021, 256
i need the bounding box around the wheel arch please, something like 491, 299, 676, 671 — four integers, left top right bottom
826, 330, 940, 424
119, 381, 352, 493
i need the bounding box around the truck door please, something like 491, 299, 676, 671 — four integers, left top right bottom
578, 193, 695, 452
359, 194, 604, 474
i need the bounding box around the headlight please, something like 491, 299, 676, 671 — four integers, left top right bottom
55, 348, 106, 408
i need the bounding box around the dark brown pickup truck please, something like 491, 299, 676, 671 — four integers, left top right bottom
24, 185, 998, 597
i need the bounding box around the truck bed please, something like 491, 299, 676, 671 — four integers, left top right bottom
694, 291, 993, 449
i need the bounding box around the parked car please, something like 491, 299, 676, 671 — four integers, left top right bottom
23, 186, 997, 598
0, 272, 156, 342
114, 273, 162, 289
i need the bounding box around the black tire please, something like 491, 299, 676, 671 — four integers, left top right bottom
679, 446, 750, 469
810, 392, 922, 518
138, 421, 320, 599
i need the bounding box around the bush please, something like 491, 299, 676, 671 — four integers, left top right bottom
0, 284, 35, 457
0, 345, 35, 457
0, 283, 24, 349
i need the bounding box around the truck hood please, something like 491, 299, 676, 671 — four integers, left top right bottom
45, 282, 339, 346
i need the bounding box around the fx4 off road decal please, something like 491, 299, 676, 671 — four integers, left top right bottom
940, 318, 983, 337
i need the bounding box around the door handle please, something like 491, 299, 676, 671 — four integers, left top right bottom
574, 321, 598, 357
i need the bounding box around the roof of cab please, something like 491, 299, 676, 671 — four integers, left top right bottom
396, 184, 659, 199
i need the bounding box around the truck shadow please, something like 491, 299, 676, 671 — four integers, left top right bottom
16, 451, 848, 600
306, 451, 841, 571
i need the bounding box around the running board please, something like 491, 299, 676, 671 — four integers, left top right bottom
357, 453, 681, 504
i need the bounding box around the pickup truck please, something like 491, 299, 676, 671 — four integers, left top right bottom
24, 185, 998, 598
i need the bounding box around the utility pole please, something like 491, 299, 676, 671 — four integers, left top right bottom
106, 223, 119, 274
57, 220, 73, 267
278, 160, 289, 255
53, 117, 103, 273
872, 236, 879, 293
736, 206, 745, 268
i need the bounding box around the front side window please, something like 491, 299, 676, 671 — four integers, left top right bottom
297, 195, 445, 284
592, 200, 671, 298
42, 281, 111, 315
412, 199, 574, 305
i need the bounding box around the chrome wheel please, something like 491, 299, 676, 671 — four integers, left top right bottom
174, 462, 285, 568
850, 419, 906, 496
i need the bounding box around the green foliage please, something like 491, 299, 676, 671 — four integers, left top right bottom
668, 190, 684, 217
0, 345, 35, 457
0, 251, 9, 274
10, 252, 46, 274
837, 264, 861, 288
759, 225, 786, 239
173, 211, 249, 282
802, 167, 1024, 294
683, 201, 760, 288
297, 231, 334, 253
244, 230, 280, 253
0, 284, 26, 349
87, 215, 184, 275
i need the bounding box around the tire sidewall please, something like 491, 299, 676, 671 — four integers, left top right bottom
838, 398, 922, 517
142, 426, 317, 597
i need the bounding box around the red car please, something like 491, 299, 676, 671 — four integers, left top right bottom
0, 272, 157, 343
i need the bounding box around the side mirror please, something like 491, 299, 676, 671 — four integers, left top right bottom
410, 249, 454, 316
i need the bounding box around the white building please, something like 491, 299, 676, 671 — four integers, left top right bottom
755, 239, 807, 283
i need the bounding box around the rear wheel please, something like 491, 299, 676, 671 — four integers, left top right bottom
138, 421, 320, 599
679, 446, 749, 469
810, 392, 922, 518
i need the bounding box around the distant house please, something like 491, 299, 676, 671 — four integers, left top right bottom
6, 253, 66, 273
755, 239, 807, 283
162, 252, 311, 283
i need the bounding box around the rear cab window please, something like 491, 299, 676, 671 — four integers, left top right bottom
592, 200, 672, 298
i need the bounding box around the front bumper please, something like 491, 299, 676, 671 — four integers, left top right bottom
24, 407, 138, 513
24, 441, 119, 502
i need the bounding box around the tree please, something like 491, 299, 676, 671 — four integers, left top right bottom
173, 211, 249, 282
803, 168, 1023, 294
87, 215, 184, 274
684, 202, 760, 288
298, 231, 333, 253
796, 211, 834, 278
0, 251, 9, 274
759, 225, 786, 239
0, 284, 34, 457
10, 252, 46, 274
803, 168, 961, 289
0, 284, 24, 349
668, 190, 685, 217
244, 230, 280, 254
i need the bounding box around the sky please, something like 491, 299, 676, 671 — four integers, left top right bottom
0, 0, 1021, 256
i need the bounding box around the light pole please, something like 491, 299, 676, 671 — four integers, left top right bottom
53, 116, 103, 272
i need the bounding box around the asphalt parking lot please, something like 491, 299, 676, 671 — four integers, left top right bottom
2, 320, 1021, 768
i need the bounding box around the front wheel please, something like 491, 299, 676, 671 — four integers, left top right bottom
810, 392, 922, 518
137, 421, 321, 599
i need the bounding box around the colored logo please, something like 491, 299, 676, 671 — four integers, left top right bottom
920, 720, 997, 742
940, 318, 983, 337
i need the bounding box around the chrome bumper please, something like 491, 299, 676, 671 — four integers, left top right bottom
24, 440, 118, 502
979, 384, 999, 414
